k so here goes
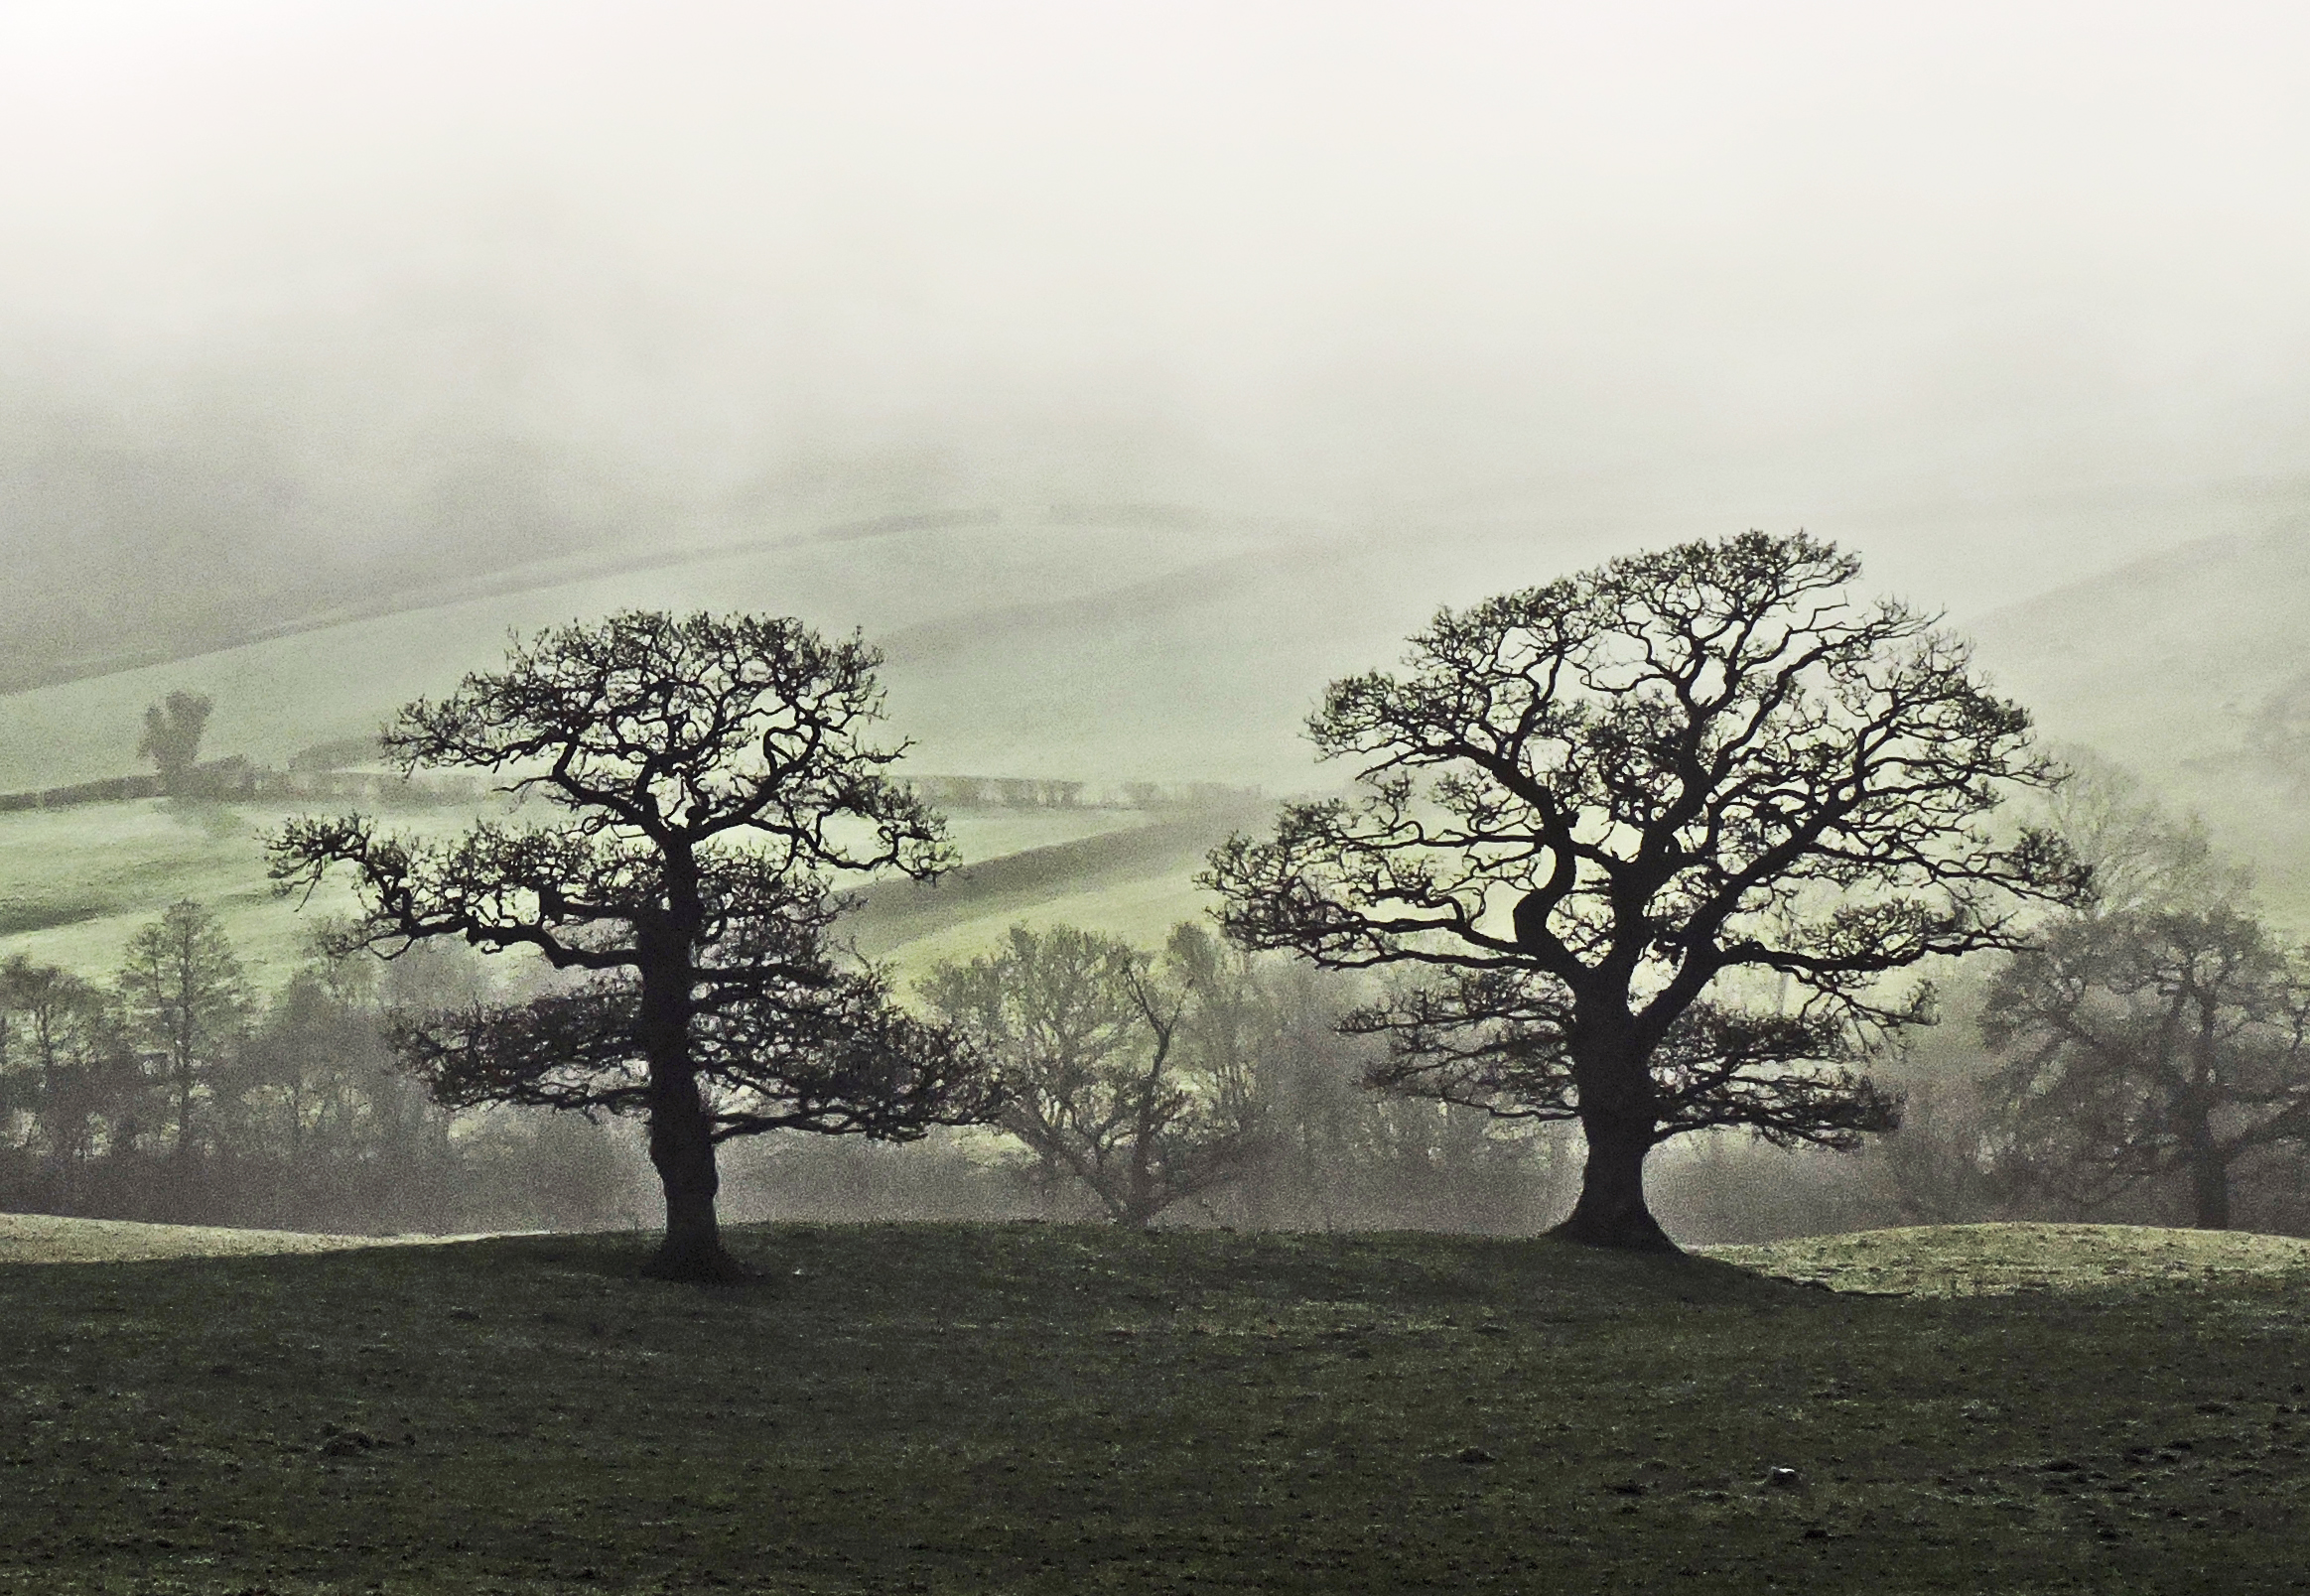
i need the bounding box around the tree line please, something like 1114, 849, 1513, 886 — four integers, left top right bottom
0, 905, 645, 1234
0, 897, 1568, 1239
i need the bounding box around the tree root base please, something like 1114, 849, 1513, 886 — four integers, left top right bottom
640, 1244, 752, 1283
1546, 1212, 1683, 1255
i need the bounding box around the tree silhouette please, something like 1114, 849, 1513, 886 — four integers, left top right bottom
270, 610, 999, 1279
137, 690, 213, 795
1206, 531, 2083, 1251
923, 922, 1264, 1226
1, 955, 135, 1172
117, 899, 248, 1158
1984, 903, 2310, 1230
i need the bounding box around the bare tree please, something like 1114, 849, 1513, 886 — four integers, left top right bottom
269, 610, 999, 1279
1207, 531, 2081, 1251
2248, 670, 2310, 791
0, 956, 134, 1171
117, 899, 247, 1158
923, 922, 1265, 1226
2039, 749, 2247, 918
1982, 904, 2310, 1230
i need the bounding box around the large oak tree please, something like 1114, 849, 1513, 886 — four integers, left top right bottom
270, 610, 998, 1279
1206, 531, 2082, 1250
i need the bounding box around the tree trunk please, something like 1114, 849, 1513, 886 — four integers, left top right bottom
2180, 1102, 2231, 1231
175, 1058, 195, 1159
644, 1066, 741, 1280
636, 936, 742, 1281
1547, 1022, 1678, 1252
2188, 1149, 2232, 1231
1550, 1109, 1678, 1251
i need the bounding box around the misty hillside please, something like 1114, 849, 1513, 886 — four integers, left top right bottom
1966, 519, 2310, 910
0, 415, 658, 692
5, 502, 2303, 802
0, 508, 1330, 795
1, 506, 2303, 981
0, 499, 1618, 800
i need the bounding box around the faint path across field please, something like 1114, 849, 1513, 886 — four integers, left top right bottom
1709, 1221, 2310, 1297
0, 1213, 533, 1264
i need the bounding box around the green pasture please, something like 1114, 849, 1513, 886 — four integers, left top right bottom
853, 806, 1265, 979
0, 798, 397, 980
0, 516, 1345, 798
3, 1220, 2308, 1593
0, 795, 1208, 987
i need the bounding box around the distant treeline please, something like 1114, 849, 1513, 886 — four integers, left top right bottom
0, 903, 648, 1235
0, 759, 1247, 817
0, 900, 1574, 1239
8, 897, 2307, 1245
0, 757, 486, 814
895, 774, 1260, 811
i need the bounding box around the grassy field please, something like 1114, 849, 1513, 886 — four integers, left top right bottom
0, 516, 1339, 797
0, 798, 467, 980
0, 796, 1179, 985
4, 1220, 2308, 1593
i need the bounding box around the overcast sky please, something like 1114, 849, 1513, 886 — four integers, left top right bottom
4, 1, 2306, 610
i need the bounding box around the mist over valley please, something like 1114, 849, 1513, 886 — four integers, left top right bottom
5, 7, 2310, 1591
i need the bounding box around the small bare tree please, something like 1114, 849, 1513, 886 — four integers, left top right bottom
922, 923, 1265, 1226
137, 690, 214, 796
117, 899, 248, 1158
1983, 903, 2310, 1230
0, 956, 135, 1170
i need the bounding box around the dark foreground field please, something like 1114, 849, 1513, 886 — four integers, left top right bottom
3, 1223, 2308, 1594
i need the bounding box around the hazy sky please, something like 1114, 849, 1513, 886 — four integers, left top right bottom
4, 1, 2307, 609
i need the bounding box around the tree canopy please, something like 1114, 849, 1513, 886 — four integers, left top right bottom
270, 610, 998, 1278
1207, 531, 2082, 1250
137, 690, 213, 795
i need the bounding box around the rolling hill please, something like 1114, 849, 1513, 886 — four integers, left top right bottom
2, 500, 2303, 986
1966, 518, 2310, 914
0, 509, 1320, 794
0, 790, 1173, 983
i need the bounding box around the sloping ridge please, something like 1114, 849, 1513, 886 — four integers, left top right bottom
0, 515, 1305, 795
848, 804, 1266, 954
1710, 1222, 2310, 1297
1965, 519, 2310, 764
0, 1213, 508, 1264
1962, 519, 2310, 913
